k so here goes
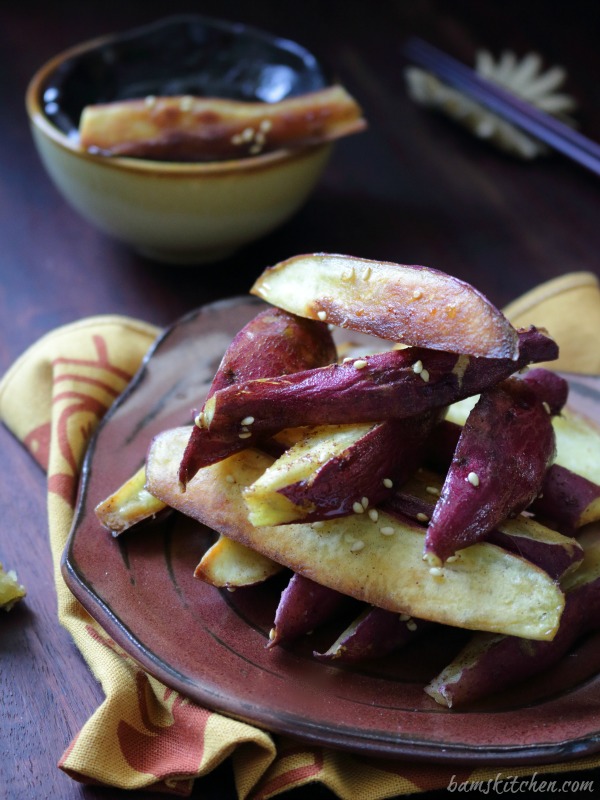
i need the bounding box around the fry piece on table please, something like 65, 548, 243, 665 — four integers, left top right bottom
0, 563, 26, 610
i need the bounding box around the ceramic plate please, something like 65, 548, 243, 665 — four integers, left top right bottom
63, 296, 600, 765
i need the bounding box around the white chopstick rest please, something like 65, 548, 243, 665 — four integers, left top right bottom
405, 48, 577, 160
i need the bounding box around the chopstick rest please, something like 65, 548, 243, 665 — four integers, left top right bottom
405, 49, 577, 159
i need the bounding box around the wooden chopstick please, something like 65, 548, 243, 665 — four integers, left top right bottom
403, 37, 600, 177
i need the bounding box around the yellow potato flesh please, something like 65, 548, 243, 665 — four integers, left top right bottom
244, 423, 375, 525
195, 535, 283, 588
251, 254, 519, 358
146, 427, 564, 641
95, 465, 167, 535
0, 563, 26, 610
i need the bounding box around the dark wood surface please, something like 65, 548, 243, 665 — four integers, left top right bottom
1, 1, 599, 798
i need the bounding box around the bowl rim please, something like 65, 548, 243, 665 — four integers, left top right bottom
25, 17, 328, 177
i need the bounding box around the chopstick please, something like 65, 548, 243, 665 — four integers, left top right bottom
403, 37, 600, 177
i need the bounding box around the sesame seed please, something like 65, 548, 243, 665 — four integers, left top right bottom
227, 586, 236, 592
412, 360, 424, 374
467, 471, 480, 487
269, 628, 276, 641
380, 526, 395, 536
328, 323, 335, 331
342, 357, 354, 364
426, 486, 440, 496
446, 555, 459, 563
416, 512, 430, 523
429, 566, 444, 578
350, 540, 365, 552
420, 369, 430, 382
180, 96, 194, 111
241, 416, 255, 426
194, 411, 205, 427
399, 613, 411, 622
317, 310, 328, 321
259, 119, 273, 132
383, 478, 393, 488
542, 401, 551, 414
225, 475, 235, 484
362, 266, 372, 281
238, 431, 252, 439
341, 267, 356, 282
145, 95, 157, 107
312, 521, 325, 529
406, 620, 418, 631
230, 133, 243, 145
255, 131, 266, 146
353, 359, 368, 369
368, 509, 379, 522
241, 127, 255, 142
412, 288, 423, 299
361, 496, 369, 509
352, 502, 364, 514
249, 143, 263, 155
423, 552, 443, 567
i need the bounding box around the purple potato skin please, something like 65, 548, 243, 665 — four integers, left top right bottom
426, 568, 600, 707
424, 377, 558, 563
268, 573, 349, 647
313, 606, 434, 664
521, 367, 569, 415
531, 464, 600, 535
278, 411, 441, 522
205, 328, 558, 438
179, 308, 336, 486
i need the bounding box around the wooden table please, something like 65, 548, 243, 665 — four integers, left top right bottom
1, 1, 599, 798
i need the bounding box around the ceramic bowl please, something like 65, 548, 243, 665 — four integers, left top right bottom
25, 15, 333, 264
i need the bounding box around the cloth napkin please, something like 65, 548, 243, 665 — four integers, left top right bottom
1, 272, 600, 798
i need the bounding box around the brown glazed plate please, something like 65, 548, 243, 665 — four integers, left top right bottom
62, 296, 600, 766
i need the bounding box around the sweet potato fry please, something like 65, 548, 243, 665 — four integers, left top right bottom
201, 328, 557, 440
95, 465, 168, 535
427, 417, 600, 537
146, 427, 565, 640
425, 527, 600, 707
0, 562, 26, 610
194, 535, 283, 588
268, 573, 350, 647
424, 377, 558, 564
179, 307, 336, 487
314, 606, 434, 664
244, 411, 439, 526
79, 85, 367, 161
385, 470, 583, 580
251, 254, 520, 358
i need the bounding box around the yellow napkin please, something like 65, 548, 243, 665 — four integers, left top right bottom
1, 273, 600, 798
